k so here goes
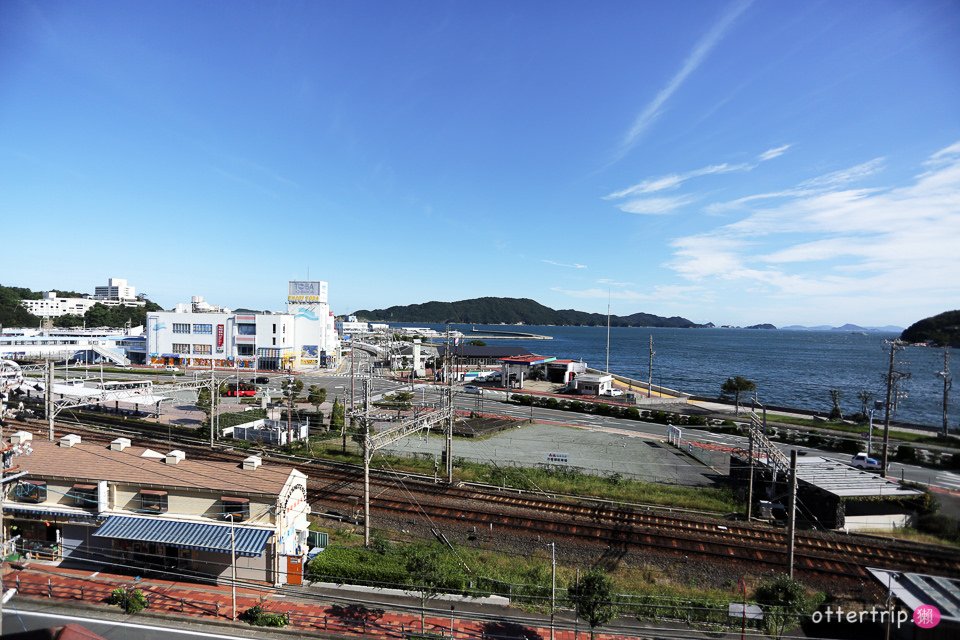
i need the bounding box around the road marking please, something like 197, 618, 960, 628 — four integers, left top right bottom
10, 607, 251, 638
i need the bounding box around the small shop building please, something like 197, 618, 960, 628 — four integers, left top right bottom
1, 431, 310, 586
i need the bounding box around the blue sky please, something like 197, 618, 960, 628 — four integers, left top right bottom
1, 0, 958, 327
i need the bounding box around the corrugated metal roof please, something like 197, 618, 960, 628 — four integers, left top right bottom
794, 456, 921, 498
870, 569, 960, 622
93, 515, 273, 557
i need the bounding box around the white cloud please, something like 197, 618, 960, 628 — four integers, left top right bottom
542, 259, 587, 269
606, 163, 746, 199
617, 0, 753, 157
551, 284, 704, 302
758, 144, 791, 161
618, 195, 697, 215
597, 278, 635, 287
666, 144, 960, 312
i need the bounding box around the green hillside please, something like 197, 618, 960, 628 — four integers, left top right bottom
900, 310, 960, 347
0, 284, 163, 329
353, 297, 701, 328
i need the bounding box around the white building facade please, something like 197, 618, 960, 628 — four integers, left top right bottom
146, 281, 338, 371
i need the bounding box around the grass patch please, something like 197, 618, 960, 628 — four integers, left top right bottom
859, 528, 960, 548
307, 538, 754, 626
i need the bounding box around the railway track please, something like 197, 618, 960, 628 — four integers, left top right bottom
26, 416, 960, 581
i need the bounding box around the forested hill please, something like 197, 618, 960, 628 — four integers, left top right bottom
900, 310, 960, 348
0, 284, 163, 329
353, 297, 702, 328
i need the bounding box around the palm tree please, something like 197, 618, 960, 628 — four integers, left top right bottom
721, 376, 757, 415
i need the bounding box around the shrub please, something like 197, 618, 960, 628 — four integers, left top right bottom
240, 604, 288, 627
108, 587, 148, 614
895, 445, 916, 463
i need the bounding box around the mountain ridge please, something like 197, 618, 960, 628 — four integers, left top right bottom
352, 297, 702, 328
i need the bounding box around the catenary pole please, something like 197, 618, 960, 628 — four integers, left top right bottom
881, 341, 901, 478
787, 449, 798, 579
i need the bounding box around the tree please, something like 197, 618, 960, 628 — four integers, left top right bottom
405, 546, 449, 632
856, 389, 873, 416
720, 376, 757, 415
307, 385, 327, 425
567, 568, 618, 640
331, 398, 346, 451
828, 389, 843, 421
755, 575, 813, 639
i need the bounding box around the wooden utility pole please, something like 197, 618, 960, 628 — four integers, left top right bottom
786, 449, 798, 579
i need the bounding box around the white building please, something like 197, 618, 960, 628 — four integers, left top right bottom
93, 277, 137, 301
21, 292, 99, 318
146, 281, 338, 371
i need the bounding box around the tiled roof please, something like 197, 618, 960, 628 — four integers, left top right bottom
13, 436, 294, 497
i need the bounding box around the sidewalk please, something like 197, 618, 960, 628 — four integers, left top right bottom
2, 562, 742, 640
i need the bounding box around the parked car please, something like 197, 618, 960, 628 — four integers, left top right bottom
164, 366, 180, 373
601, 388, 624, 397
463, 385, 482, 395
850, 452, 881, 470
250, 376, 270, 384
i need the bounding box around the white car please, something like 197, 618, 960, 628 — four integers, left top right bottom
463, 385, 482, 395
164, 366, 180, 373
851, 452, 880, 470
602, 389, 624, 397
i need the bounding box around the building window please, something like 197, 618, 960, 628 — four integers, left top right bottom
172, 323, 190, 334
220, 496, 250, 521
172, 343, 190, 354
139, 490, 168, 513
272, 323, 277, 333
272, 337, 276, 346
72, 483, 98, 508
237, 344, 254, 356
193, 344, 212, 355
237, 324, 256, 336
193, 324, 213, 334
16, 480, 47, 503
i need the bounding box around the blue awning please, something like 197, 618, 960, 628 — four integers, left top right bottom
93, 516, 273, 557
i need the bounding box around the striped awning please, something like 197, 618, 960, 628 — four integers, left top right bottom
93, 516, 272, 557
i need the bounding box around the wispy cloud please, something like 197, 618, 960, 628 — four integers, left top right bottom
618, 195, 698, 215
606, 163, 746, 199
616, 0, 753, 158
597, 278, 634, 287
542, 259, 587, 269
758, 144, 791, 162
706, 157, 885, 213
666, 142, 960, 310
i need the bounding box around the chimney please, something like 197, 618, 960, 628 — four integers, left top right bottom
110, 437, 131, 451
242, 455, 262, 471
11, 431, 33, 445
165, 450, 186, 465
59, 434, 82, 448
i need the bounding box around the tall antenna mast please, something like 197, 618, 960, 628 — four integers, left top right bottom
605, 291, 611, 374
648, 335, 655, 398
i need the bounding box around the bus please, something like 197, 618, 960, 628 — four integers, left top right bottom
222, 382, 257, 397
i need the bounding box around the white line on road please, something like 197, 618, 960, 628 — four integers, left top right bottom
10, 608, 251, 639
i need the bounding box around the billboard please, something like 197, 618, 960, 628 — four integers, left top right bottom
216, 324, 225, 352
288, 280, 328, 304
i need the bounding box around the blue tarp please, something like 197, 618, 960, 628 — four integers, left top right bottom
93, 516, 272, 557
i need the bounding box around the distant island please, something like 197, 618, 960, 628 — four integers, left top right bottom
900, 310, 960, 347
780, 323, 904, 332
353, 297, 702, 328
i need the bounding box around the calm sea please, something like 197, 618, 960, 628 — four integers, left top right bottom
400, 323, 958, 430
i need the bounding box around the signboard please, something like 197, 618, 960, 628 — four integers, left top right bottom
728, 603, 764, 620
287, 280, 328, 304
216, 324, 225, 352
546, 452, 569, 464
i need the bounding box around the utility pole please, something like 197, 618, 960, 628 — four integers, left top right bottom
362, 378, 371, 547
210, 370, 216, 448
446, 329, 454, 484
786, 449, 798, 580
286, 374, 294, 446
647, 335, 654, 398
746, 428, 754, 521
938, 348, 951, 438
46, 360, 55, 441
881, 341, 904, 478
549, 542, 556, 640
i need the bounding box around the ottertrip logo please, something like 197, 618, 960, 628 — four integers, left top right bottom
811, 604, 940, 629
